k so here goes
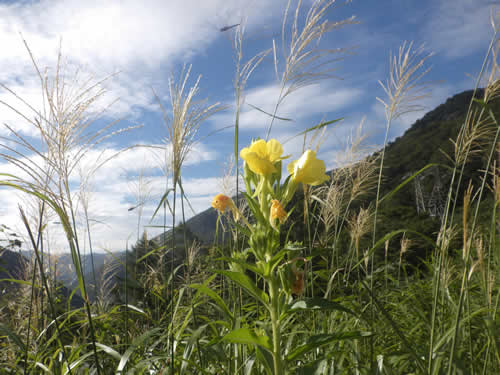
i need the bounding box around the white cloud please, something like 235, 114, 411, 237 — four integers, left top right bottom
0, 139, 219, 252
212, 82, 363, 133
423, 0, 499, 59
0, 0, 288, 134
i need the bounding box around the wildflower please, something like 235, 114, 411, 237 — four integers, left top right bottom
287, 150, 329, 186
211, 194, 233, 213
270, 199, 287, 223
240, 139, 287, 176
270, 199, 287, 231
211, 193, 253, 232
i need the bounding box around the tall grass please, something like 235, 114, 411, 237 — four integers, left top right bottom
0, 1, 499, 374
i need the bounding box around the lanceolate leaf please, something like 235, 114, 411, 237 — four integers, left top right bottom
191, 281, 234, 322
296, 358, 328, 374
0, 323, 26, 351
95, 343, 121, 360
286, 331, 372, 362
243, 192, 266, 225
284, 118, 343, 144
116, 328, 162, 372
223, 328, 272, 351
246, 102, 293, 121
217, 270, 269, 307
285, 297, 357, 317
150, 188, 174, 222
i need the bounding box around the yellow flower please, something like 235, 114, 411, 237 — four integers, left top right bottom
287, 150, 329, 186
240, 139, 286, 176
211, 194, 233, 213
270, 199, 287, 223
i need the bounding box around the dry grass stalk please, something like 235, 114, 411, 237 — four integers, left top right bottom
377, 42, 434, 123
0, 42, 138, 224
482, 22, 499, 103
318, 181, 343, 244
437, 225, 458, 259
441, 257, 455, 292
155, 64, 225, 187
462, 182, 475, 260
278, 0, 356, 94
233, 23, 272, 106
348, 207, 372, 258
452, 107, 496, 166
474, 235, 486, 287
317, 120, 377, 246
398, 234, 411, 279
266, 0, 357, 138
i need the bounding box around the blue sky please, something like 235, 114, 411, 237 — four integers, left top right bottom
0, 0, 497, 252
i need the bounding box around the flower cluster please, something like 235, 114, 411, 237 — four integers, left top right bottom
239, 139, 329, 185
240, 139, 287, 176
212, 139, 329, 224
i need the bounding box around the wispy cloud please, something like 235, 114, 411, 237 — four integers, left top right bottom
0, 139, 218, 251
212, 82, 363, 134
422, 0, 498, 59
0, 0, 288, 132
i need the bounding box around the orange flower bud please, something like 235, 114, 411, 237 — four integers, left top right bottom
270, 199, 287, 223
211, 194, 232, 213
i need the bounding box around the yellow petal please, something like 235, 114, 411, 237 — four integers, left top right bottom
249, 139, 268, 158
266, 139, 283, 162
241, 139, 284, 176
287, 160, 297, 175
243, 152, 276, 175
288, 150, 330, 186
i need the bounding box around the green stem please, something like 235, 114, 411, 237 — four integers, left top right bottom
269, 278, 283, 375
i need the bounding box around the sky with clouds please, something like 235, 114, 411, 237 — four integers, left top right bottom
0, 0, 497, 253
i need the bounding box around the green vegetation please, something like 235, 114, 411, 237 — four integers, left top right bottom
1, 0, 500, 373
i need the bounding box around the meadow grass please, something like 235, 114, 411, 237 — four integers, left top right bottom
0, 1, 499, 374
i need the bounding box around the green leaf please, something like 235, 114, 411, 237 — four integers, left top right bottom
0, 278, 39, 288
246, 102, 293, 121
150, 188, 174, 222
296, 358, 328, 374
216, 256, 261, 276
191, 280, 234, 322
283, 118, 343, 145
34, 362, 51, 373
217, 270, 269, 307
285, 297, 357, 317
116, 328, 162, 372
286, 331, 371, 362
223, 328, 272, 351
255, 346, 274, 375
136, 244, 166, 263
95, 343, 121, 360
360, 280, 426, 373
243, 192, 266, 225
294, 118, 343, 138
0, 323, 26, 351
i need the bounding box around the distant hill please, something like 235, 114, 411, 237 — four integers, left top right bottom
0, 249, 27, 293
0, 249, 84, 308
